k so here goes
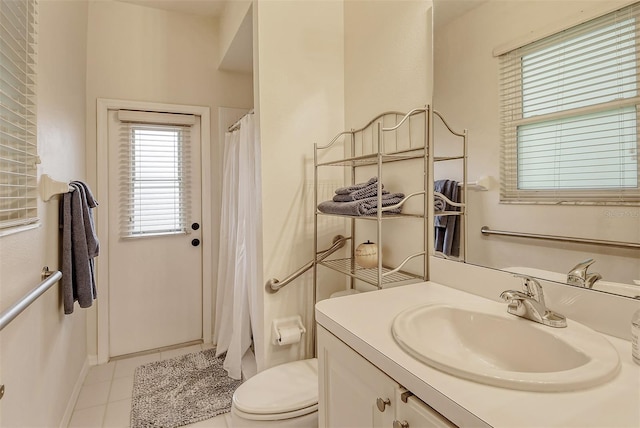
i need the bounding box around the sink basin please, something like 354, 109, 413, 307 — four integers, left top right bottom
391, 302, 620, 391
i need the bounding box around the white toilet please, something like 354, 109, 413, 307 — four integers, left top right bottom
231, 289, 360, 427
231, 358, 319, 427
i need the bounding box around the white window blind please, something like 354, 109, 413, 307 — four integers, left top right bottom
500, 3, 640, 204
0, 0, 39, 230
117, 110, 195, 238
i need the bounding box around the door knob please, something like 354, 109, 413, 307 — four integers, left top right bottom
191, 239, 200, 247
376, 397, 391, 412
191, 222, 200, 230
393, 420, 409, 428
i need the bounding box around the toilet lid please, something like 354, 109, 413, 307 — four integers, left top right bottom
233, 358, 318, 415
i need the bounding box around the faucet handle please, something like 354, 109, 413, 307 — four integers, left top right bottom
513, 274, 545, 306
568, 258, 595, 276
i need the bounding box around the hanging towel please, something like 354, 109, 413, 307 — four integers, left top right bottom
60, 181, 100, 314
434, 179, 460, 257
318, 193, 405, 216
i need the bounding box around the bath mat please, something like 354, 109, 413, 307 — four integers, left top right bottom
130, 348, 241, 428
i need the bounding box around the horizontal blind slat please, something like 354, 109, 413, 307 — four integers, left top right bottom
0, 0, 39, 230
119, 119, 192, 238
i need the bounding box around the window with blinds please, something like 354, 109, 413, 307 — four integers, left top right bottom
0, 0, 39, 231
500, 3, 640, 204
117, 110, 195, 238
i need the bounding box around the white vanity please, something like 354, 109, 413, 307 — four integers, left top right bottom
316, 281, 640, 427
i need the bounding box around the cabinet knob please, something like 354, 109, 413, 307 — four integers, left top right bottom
376, 397, 391, 412
393, 420, 409, 428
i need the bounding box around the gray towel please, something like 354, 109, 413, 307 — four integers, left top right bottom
333, 184, 388, 202
318, 193, 405, 216
60, 181, 100, 314
334, 177, 378, 195
434, 179, 459, 257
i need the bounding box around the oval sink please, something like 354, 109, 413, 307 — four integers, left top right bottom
391, 303, 620, 391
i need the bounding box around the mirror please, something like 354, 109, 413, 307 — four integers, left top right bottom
433, 0, 640, 299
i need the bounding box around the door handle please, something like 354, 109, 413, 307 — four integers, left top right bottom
191, 222, 200, 231
191, 239, 200, 247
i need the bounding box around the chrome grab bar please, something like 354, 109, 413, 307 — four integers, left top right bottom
0, 268, 62, 332
265, 235, 349, 294
481, 226, 640, 250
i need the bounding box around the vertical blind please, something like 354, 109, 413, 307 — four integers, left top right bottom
500, 3, 640, 203
117, 110, 195, 238
0, 0, 39, 229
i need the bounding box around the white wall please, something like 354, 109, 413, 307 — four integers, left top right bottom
434, 0, 640, 285
344, 0, 433, 285
84, 0, 253, 358
0, 1, 89, 425
218, 0, 252, 71
255, 0, 345, 369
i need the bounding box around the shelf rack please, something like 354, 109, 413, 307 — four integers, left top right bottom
313, 107, 430, 294
432, 109, 468, 262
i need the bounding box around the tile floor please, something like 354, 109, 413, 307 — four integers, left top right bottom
68, 343, 232, 428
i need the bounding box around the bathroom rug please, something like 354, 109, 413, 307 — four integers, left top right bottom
130, 348, 241, 428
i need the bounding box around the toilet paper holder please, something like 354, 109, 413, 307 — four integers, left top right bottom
271, 316, 306, 346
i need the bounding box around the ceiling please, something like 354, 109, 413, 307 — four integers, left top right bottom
115, 0, 229, 17
118, 0, 490, 22
434, 0, 489, 30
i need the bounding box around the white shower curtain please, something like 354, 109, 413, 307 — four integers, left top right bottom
214, 113, 262, 380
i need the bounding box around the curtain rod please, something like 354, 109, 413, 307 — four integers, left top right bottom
227, 109, 254, 133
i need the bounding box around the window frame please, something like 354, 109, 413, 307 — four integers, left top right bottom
117, 110, 195, 239
0, 0, 40, 235
499, 4, 640, 206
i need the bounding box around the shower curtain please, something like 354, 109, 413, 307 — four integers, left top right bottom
214, 113, 262, 380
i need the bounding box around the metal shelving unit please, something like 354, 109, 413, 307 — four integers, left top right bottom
313, 107, 430, 293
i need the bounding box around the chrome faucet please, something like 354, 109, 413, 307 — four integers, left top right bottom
500, 274, 567, 328
567, 258, 602, 288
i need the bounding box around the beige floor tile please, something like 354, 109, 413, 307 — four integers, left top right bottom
103, 398, 132, 428
84, 362, 116, 385
113, 352, 161, 379
68, 405, 106, 428
160, 344, 203, 360
109, 376, 134, 402
184, 413, 229, 427
74, 380, 111, 410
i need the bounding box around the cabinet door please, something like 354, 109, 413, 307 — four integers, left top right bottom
393, 388, 456, 428
318, 326, 398, 428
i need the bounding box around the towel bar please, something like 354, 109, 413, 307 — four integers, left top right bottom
0, 268, 62, 332
41, 174, 73, 202
481, 226, 640, 250
265, 235, 349, 293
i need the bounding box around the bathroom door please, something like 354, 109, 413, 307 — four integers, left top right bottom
106, 108, 203, 357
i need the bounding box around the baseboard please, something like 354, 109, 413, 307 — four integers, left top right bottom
59, 356, 92, 428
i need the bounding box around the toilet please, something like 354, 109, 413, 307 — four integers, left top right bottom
231, 358, 319, 427
231, 289, 360, 427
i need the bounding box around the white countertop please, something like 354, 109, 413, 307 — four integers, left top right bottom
315, 281, 640, 428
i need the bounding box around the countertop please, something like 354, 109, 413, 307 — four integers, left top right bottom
315, 281, 640, 428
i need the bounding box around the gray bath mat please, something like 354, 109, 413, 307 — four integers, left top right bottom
130, 348, 241, 428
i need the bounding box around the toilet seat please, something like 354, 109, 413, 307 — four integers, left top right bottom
232, 358, 318, 421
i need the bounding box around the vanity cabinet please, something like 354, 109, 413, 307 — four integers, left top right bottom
317, 325, 455, 428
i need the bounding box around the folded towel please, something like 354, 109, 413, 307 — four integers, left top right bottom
333, 184, 388, 202
318, 193, 405, 216
334, 177, 378, 195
